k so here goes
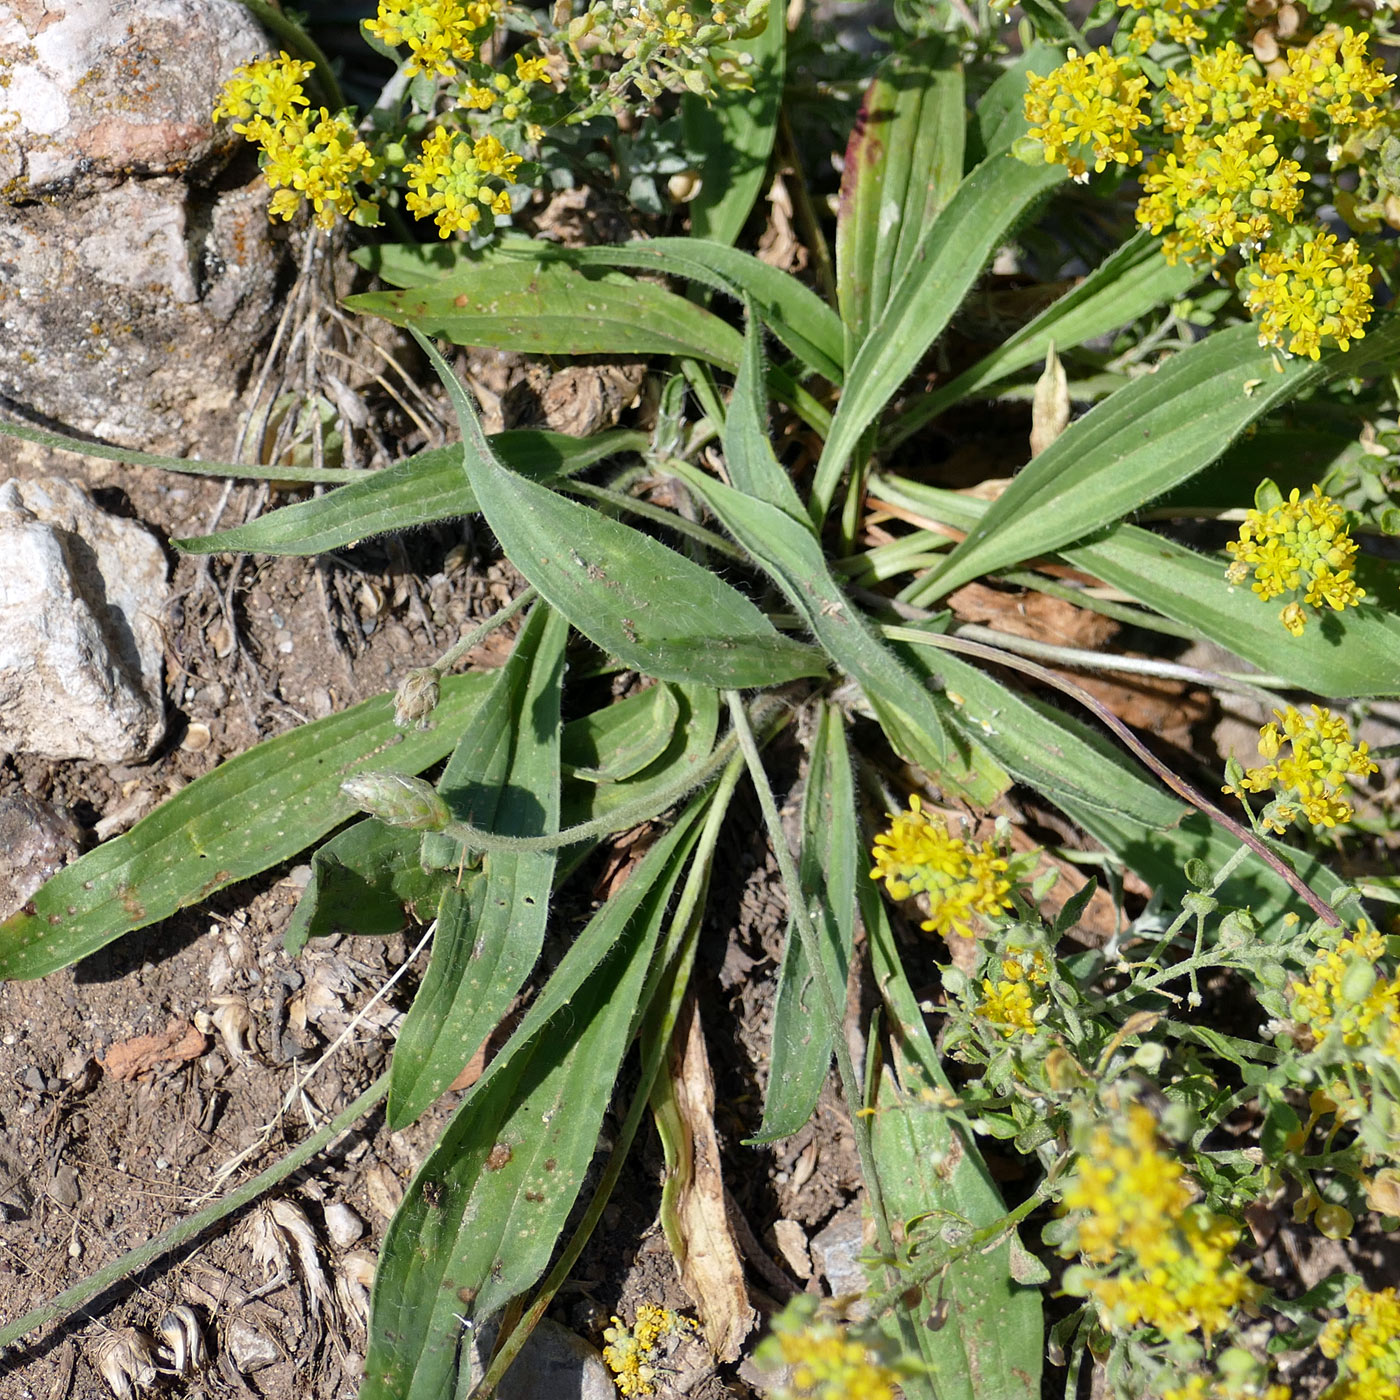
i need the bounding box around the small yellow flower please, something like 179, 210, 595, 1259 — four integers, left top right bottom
1271, 27, 1394, 131
1162, 43, 1274, 137
1061, 1102, 1259, 1339
1224, 705, 1375, 830
1024, 47, 1151, 181
1290, 922, 1400, 1060
403, 127, 522, 237
257, 108, 377, 229
1225, 485, 1365, 633
602, 1306, 694, 1398
767, 1312, 902, 1400
977, 976, 1037, 1037
869, 795, 1013, 942
1116, 0, 1211, 48
1244, 231, 1374, 360
212, 51, 314, 135
365, 0, 494, 77
1317, 1285, 1400, 1400
1163, 1375, 1292, 1400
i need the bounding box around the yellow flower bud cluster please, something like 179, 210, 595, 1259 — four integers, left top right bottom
763, 1306, 903, 1400
1224, 705, 1375, 829
869, 794, 1014, 942
1061, 1102, 1260, 1339
364, 0, 495, 78
1224, 485, 1365, 634
1289, 922, 1400, 1063
404, 128, 523, 237
976, 944, 1050, 1039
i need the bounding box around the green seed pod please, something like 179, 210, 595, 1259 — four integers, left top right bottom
1314, 1203, 1354, 1241
341, 772, 451, 831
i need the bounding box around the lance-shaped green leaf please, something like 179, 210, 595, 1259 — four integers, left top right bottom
668, 324, 1003, 797
865, 883, 1044, 1400
837, 39, 965, 354
898, 640, 1350, 929
884, 231, 1199, 449
681, 5, 786, 246
492, 236, 844, 384
361, 802, 709, 1400
175, 430, 646, 557
388, 603, 567, 1130
284, 820, 456, 955
562, 682, 681, 784
754, 702, 857, 1141
873, 474, 1400, 699
414, 328, 826, 689
350, 257, 830, 433
912, 315, 1400, 603
0, 672, 495, 980
813, 153, 1067, 520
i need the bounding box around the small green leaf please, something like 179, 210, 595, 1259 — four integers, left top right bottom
754, 703, 856, 1141
681, 8, 786, 246
415, 328, 827, 690
285, 820, 454, 955
174, 431, 646, 557
388, 603, 568, 1130
967, 43, 1062, 163
0, 672, 495, 979
562, 682, 681, 784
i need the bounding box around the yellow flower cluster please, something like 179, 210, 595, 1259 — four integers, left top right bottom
869, 795, 1013, 941
403, 127, 522, 236
1244, 230, 1375, 360
364, 0, 495, 78
1225, 705, 1376, 830
766, 1313, 902, 1400
977, 946, 1050, 1039
1225, 486, 1365, 634
212, 56, 378, 229
601, 1305, 694, 1397
1062, 1102, 1259, 1339
1164, 1376, 1292, 1400
1319, 1285, 1400, 1400
1138, 121, 1303, 265
1023, 48, 1152, 181
1290, 922, 1400, 1062
1024, 13, 1394, 359
212, 51, 314, 134
1119, 0, 1212, 49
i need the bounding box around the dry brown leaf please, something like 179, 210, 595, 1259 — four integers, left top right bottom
661, 1000, 756, 1362
98, 1020, 207, 1081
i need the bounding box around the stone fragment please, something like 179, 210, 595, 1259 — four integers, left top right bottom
468, 1316, 615, 1400
323, 1201, 365, 1248
810, 1200, 871, 1319
0, 792, 82, 919
0, 476, 167, 761
224, 1319, 281, 1372
0, 0, 284, 447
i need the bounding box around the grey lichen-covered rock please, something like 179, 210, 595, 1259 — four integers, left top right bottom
0, 792, 82, 919
0, 476, 167, 761
0, 0, 285, 448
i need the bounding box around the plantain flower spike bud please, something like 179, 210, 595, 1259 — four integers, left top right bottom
342, 772, 451, 830
394, 666, 441, 729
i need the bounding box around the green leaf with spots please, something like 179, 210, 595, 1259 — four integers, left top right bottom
388, 603, 568, 1130
0, 673, 495, 980
361, 798, 710, 1400
414, 327, 827, 690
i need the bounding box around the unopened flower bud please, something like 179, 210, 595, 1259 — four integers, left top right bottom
1315, 1204, 1354, 1241
394, 666, 441, 729
341, 772, 451, 830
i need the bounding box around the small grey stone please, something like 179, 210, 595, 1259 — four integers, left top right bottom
224, 1320, 280, 1372
0, 794, 82, 920
811, 1201, 870, 1319
467, 1316, 614, 1400
323, 1202, 365, 1248
47, 1163, 80, 1207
